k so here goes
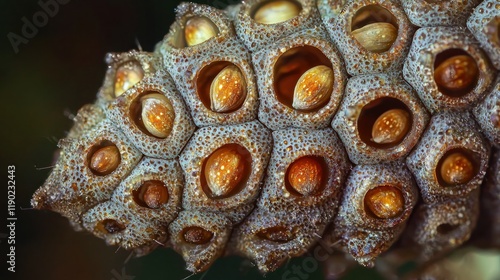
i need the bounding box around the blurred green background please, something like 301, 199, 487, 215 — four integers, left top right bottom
1, 1, 497, 280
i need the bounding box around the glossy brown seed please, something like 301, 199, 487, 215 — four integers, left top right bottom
114, 61, 144, 97
371, 109, 411, 145
184, 16, 218, 46
135, 180, 169, 209
351, 22, 398, 53
209, 65, 247, 113
140, 93, 175, 138
287, 156, 324, 196
204, 145, 246, 198
183, 226, 213, 245
253, 0, 301, 25
364, 185, 404, 219
439, 152, 475, 185
292, 65, 334, 111
434, 55, 479, 96
89, 145, 121, 175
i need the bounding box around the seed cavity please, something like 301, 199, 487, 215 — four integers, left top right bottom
274, 46, 333, 110
133, 180, 169, 209
437, 223, 459, 235
201, 144, 251, 198
253, 0, 301, 25
88, 144, 121, 176
182, 226, 213, 245
96, 219, 125, 234
286, 156, 326, 196
364, 185, 404, 219
184, 16, 219, 47
114, 60, 144, 97
358, 97, 412, 148
434, 49, 479, 97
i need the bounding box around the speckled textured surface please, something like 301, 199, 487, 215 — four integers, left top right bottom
403, 27, 496, 113
30, 0, 500, 277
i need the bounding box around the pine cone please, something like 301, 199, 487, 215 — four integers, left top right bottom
32, 0, 500, 278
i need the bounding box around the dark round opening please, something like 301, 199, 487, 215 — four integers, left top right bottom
437, 223, 459, 235
436, 148, 480, 187
273, 46, 332, 110
357, 97, 412, 149
256, 226, 297, 243
433, 49, 479, 98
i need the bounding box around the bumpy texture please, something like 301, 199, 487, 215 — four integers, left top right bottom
32, 0, 500, 277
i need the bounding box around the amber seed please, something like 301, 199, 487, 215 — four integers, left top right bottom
434, 55, 479, 96
89, 145, 121, 175
184, 16, 218, 47
183, 226, 213, 245
253, 0, 301, 25
292, 65, 334, 111
364, 185, 404, 219
114, 61, 144, 97
351, 22, 397, 53
140, 93, 175, 138
209, 65, 247, 113
204, 145, 246, 198
287, 156, 324, 196
371, 109, 411, 145
439, 152, 475, 185
136, 180, 169, 209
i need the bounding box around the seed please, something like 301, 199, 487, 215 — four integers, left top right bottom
209, 65, 247, 113
439, 152, 475, 185
253, 0, 301, 25
287, 156, 324, 196
351, 22, 398, 53
371, 109, 411, 145
140, 93, 175, 138
434, 55, 479, 95
364, 185, 404, 219
114, 61, 144, 97
204, 145, 246, 198
184, 16, 219, 47
183, 226, 213, 245
135, 180, 169, 209
89, 145, 121, 176
292, 65, 334, 111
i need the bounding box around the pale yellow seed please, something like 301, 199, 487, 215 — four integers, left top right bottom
210, 65, 247, 113
114, 62, 144, 97
184, 17, 219, 47
352, 22, 397, 53
140, 93, 175, 138
371, 109, 411, 144
253, 0, 301, 25
292, 65, 334, 111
